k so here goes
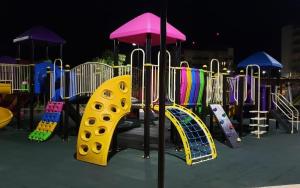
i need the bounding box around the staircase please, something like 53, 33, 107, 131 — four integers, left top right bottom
271, 93, 299, 134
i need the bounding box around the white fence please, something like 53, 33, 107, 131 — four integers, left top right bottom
0, 63, 31, 93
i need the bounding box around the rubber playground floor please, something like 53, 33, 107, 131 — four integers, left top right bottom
1, 118, 300, 188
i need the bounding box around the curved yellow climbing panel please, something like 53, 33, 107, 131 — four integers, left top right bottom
76, 75, 131, 166
153, 104, 217, 165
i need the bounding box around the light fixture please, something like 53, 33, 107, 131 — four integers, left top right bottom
132, 43, 137, 46
262, 70, 266, 74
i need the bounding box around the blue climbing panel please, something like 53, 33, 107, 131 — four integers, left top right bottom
167, 108, 212, 159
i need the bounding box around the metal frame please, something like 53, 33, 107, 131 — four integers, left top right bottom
0, 63, 31, 93
271, 92, 299, 133
130, 48, 145, 106
207, 59, 222, 105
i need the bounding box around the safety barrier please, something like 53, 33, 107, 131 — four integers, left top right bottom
272, 92, 299, 133
0, 63, 31, 93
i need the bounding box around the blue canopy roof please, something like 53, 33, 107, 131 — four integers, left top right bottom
13, 26, 65, 44
237, 52, 283, 69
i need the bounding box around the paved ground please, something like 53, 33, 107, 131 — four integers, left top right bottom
1, 117, 300, 188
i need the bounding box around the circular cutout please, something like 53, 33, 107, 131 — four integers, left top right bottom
95, 127, 106, 136
94, 102, 103, 111
85, 117, 96, 126
102, 89, 113, 99
120, 98, 128, 109
92, 142, 102, 153
119, 81, 128, 92
79, 144, 89, 155
102, 115, 111, 121
110, 105, 118, 113
81, 130, 92, 141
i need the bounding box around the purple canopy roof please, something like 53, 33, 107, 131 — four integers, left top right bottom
110, 12, 186, 46
13, 26, 65, 44
0, 56, 16, 64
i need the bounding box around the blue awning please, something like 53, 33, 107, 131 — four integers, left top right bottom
237, 52, 283, 69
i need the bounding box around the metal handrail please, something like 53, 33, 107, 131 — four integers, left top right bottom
271, 92, 299, 133
130, 48, 145, 106
276, 93, 299, 117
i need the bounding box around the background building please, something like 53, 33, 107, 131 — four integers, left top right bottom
182, 47, 234, 71
281, 25, 300, 75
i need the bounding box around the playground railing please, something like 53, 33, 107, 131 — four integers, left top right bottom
0, 63, 31, 93
168, 66, 176, 103
113, 65, 131, 76
68, 62, 114, 98
151, 64, 159, 104
271, 92, 299, 133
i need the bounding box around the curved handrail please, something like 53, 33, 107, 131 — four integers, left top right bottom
131, 48, 145, 106
53, 59, 64, 99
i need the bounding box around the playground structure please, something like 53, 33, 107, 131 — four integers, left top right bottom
0, 13, 300, 173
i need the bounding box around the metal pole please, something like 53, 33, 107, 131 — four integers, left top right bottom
17, 43, 21, 60
223, 74, 228, 114
29, 40, 35, 131
158, 0, 167, 187
144, 34, 151, 158
113, 40, 119, 76
171, 41, 181, 143
238, 76, 244, 136
46, 45, 49, 60
59, 44, 63, 59
112, 39, 119, 151
63, 64, 70, 140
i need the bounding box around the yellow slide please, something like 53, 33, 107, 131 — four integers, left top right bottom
0, 107, 13, 129
76, 75, 131, 166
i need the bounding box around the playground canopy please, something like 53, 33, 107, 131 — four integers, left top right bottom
237, 51, 283, 69
13, 26, 66, 44
109, 12, 186, 46
0, 56, 16, 64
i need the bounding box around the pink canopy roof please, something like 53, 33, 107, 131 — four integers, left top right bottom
109, 12, 186, 46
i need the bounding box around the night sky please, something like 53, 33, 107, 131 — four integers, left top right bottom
0, 0, 299, 66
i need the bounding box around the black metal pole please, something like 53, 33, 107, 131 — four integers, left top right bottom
158, 1, 167, 187
144, 34, 151, 158
45, 66, 51, 104
171, 41, 181, 144
111, 40, 120, 152
76, 101, 80, 132
16, 94, 21, 129
223, 74, 228, 114
63, 65, 70, 140
238, 76, 244, 136
59, 44, 63, 59
46, 45, 49, 60
29, 40, 35, 131
201, 71, 207, 122
17, 43, 21, 60
113, 40, 119, 76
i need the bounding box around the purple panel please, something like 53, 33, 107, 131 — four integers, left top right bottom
180, 68, 187, 105
14, 26, 65, 44
261, 85, 267, 111
194, 69, 200, 104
